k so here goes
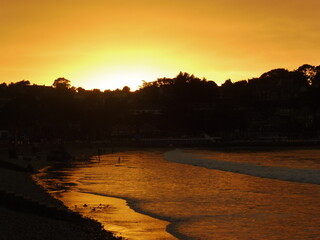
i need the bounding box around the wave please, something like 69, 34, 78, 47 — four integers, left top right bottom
78, 191, 187, 240
164, 149, 320, 185
80, 190, 179, 222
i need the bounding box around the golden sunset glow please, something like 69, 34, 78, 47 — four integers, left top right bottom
1, 0, 320, 90
77, 65, 160, 90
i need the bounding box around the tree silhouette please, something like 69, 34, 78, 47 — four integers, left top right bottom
53, 77, 71, 89
1, 65, 320, 142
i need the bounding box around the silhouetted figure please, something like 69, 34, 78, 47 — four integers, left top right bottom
97, 148, 101, 162
118, 157, 121, 163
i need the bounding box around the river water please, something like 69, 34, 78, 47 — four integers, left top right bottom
36, 148, 320, 240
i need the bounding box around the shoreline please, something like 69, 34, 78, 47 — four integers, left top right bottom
52, 191, 179, 240
29, 142, 315, 239
3, 142, 319, 240
0, 143, 122, 240
34, 145, 180, 240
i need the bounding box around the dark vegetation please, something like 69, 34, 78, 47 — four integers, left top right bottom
1, 64, 320, 143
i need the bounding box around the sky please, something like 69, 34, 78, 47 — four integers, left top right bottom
1, 0, 320, 90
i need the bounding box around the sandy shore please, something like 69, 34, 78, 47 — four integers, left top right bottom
0, 142, 122, 240
32, 144, 178, 240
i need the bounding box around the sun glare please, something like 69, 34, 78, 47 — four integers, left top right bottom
75, 65, 161, 91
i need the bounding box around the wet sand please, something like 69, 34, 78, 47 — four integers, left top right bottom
33, 144, 178, 239
55, 191, 177, 240
0, 143, 121, 240
0, 142, 177, 240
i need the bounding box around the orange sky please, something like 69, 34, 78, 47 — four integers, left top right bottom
1, 0, 320, 90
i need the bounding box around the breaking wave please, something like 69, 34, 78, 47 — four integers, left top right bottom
164, 149, 320, 184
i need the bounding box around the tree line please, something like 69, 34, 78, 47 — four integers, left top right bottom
1, 64, 320, 142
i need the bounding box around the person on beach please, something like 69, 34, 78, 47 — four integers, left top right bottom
97, 148, 101, 162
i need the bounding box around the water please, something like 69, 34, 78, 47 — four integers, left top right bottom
36, 148, 320, 240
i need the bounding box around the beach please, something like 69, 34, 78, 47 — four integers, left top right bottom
33, 145, 178, 240
40, 147, 320, 240
0, 142, 122, 240
3, 143, 320, 240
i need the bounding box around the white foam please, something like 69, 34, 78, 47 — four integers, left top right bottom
164, 149, 320, 184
